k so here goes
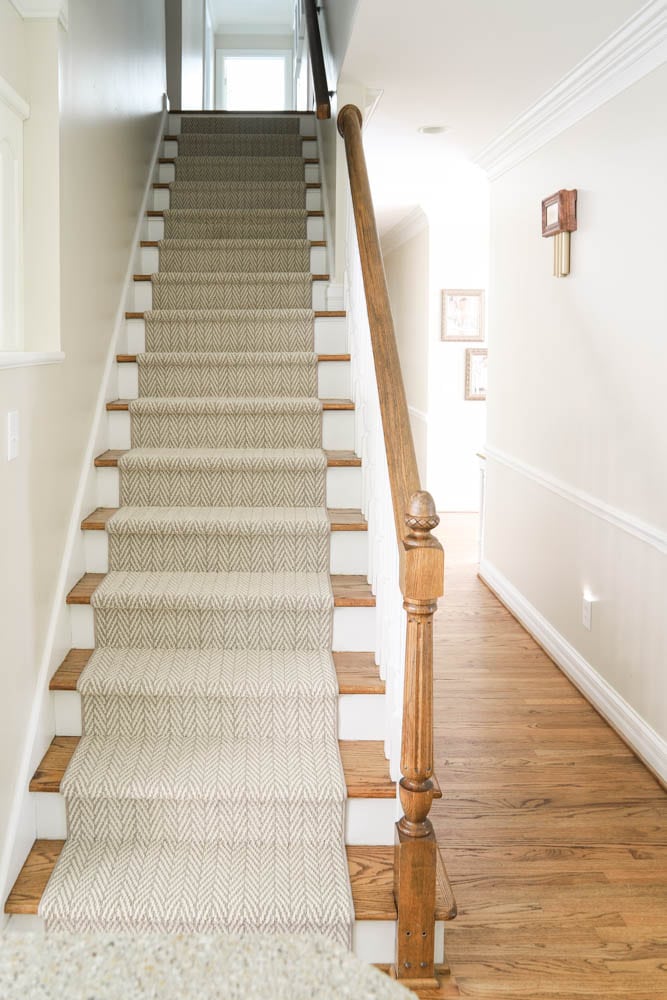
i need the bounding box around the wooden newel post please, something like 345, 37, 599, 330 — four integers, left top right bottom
393, 490, 443, 986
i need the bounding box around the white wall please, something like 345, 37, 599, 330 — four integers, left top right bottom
182, 0, 205, 109
382, 216, 429, 483
0, 0, 166, 906
425, 171, 489, 511
483, 63, 667, 777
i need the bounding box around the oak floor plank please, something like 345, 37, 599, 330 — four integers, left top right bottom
432, 513, 667, 998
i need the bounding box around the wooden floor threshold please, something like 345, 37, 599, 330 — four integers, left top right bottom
5, 841, 455, 923
94, 448, 361, 469
66, 572, 374, 607
30, 738, 404, 799
51, 649, 383, 695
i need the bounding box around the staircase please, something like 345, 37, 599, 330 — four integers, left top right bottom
5, 111, 454, 963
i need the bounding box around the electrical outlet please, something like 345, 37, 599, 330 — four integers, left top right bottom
582, 592, 594, 631
7, 411, 19, 461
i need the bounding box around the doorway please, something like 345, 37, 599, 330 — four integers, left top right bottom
216, 51, 292, 111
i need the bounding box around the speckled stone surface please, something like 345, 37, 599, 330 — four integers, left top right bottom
0, 933, 418, 1000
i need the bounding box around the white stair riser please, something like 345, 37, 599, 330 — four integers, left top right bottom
123, 315, 348, 355
106, 408, 354, 451
353, 921, 445, 965
168, 115, 318, 138
82, 525, 368, 575
162, 139, 318, 160
132, 270, 327, 310
95, 464, 362, 510
139, 245, 328, 275
3, 912, 442, 966
34, 790, 393, 845
158, 163, 321, 184
152, 187, 322, 212
70, 603, 376, 652
53, 688, 384, 744
117, 359, 350, 401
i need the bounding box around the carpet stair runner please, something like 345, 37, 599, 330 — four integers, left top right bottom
40, 113, 355, 943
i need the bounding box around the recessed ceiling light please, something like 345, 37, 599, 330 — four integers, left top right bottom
417, 125, 449, 135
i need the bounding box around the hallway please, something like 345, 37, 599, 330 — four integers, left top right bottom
432, 514, 667, 999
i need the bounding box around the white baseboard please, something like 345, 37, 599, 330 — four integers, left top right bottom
479, 558, 667, 786
0, 98, 169, 917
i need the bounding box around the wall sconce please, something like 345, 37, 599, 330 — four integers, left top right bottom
542, 189, 577, 277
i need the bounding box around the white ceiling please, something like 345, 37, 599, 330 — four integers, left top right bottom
210, 0, 293, 32
340, 0, 646, 230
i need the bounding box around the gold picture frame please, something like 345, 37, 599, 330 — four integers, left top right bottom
441, 288, 485, 342
465, 348, 488, 401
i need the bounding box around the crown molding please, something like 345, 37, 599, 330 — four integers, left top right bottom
9, 0, 68, 29
0, 72, 30, 120
475, 0, 667, 180
380, 206, 428, 256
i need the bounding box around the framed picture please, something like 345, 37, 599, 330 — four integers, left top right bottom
441, 289, 485, 342
465, 348, 488, 401
541, 189, 577, 237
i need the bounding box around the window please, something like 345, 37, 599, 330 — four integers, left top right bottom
0, 99, 23, 351
216, 52, 293, 111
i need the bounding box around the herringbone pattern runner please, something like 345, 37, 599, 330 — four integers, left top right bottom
40, 115, 354, 943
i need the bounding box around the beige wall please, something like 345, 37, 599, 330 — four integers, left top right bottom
0, 0, 165, 897
484, 64, 667, 762
383, 220, 429, 481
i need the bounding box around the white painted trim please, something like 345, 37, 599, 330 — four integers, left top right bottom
9, 0, 68, 29
315, 117, 334, 275
0, 101, 168, 913
380, 206, 427, 256
0, 351, 64, 370
408, 405, 428, 425
479, 558, 667, 785
486, 444, 667, 556
0, 74, 30, 121
475, 0, 667, 179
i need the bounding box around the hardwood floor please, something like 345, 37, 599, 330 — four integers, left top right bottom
431, 514, 667, 1000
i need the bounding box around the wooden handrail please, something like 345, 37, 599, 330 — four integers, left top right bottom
337, 103, 449, 988
303, 0, 331, 119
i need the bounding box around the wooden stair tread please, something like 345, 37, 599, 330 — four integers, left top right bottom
327, 508, 367, 531
51, 649, 382, 695
4, 840, 65, 915
115, 353, 350, 363
105, 398, 352, 411
49, 649, 92, 691
332, 652, 383, 693
94, 449, 361, 468
31, 737, 393, 797
66, 572, 374, 607
5, 841, 454, 921
81, 506, 365, 532
124, 310, 346, 319
145, 207, 322, 217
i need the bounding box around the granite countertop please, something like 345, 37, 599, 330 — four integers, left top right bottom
0, 933, 418, 1000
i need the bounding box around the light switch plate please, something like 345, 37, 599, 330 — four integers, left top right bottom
7, 411, 19, 461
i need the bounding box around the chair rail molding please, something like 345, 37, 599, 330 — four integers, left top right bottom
8, 0, 68, 29
485, 444, 667, 556
480, 558, 667, 786
475, 0, 667, 180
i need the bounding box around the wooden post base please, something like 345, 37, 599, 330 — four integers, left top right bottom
388, 963, 459, 994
